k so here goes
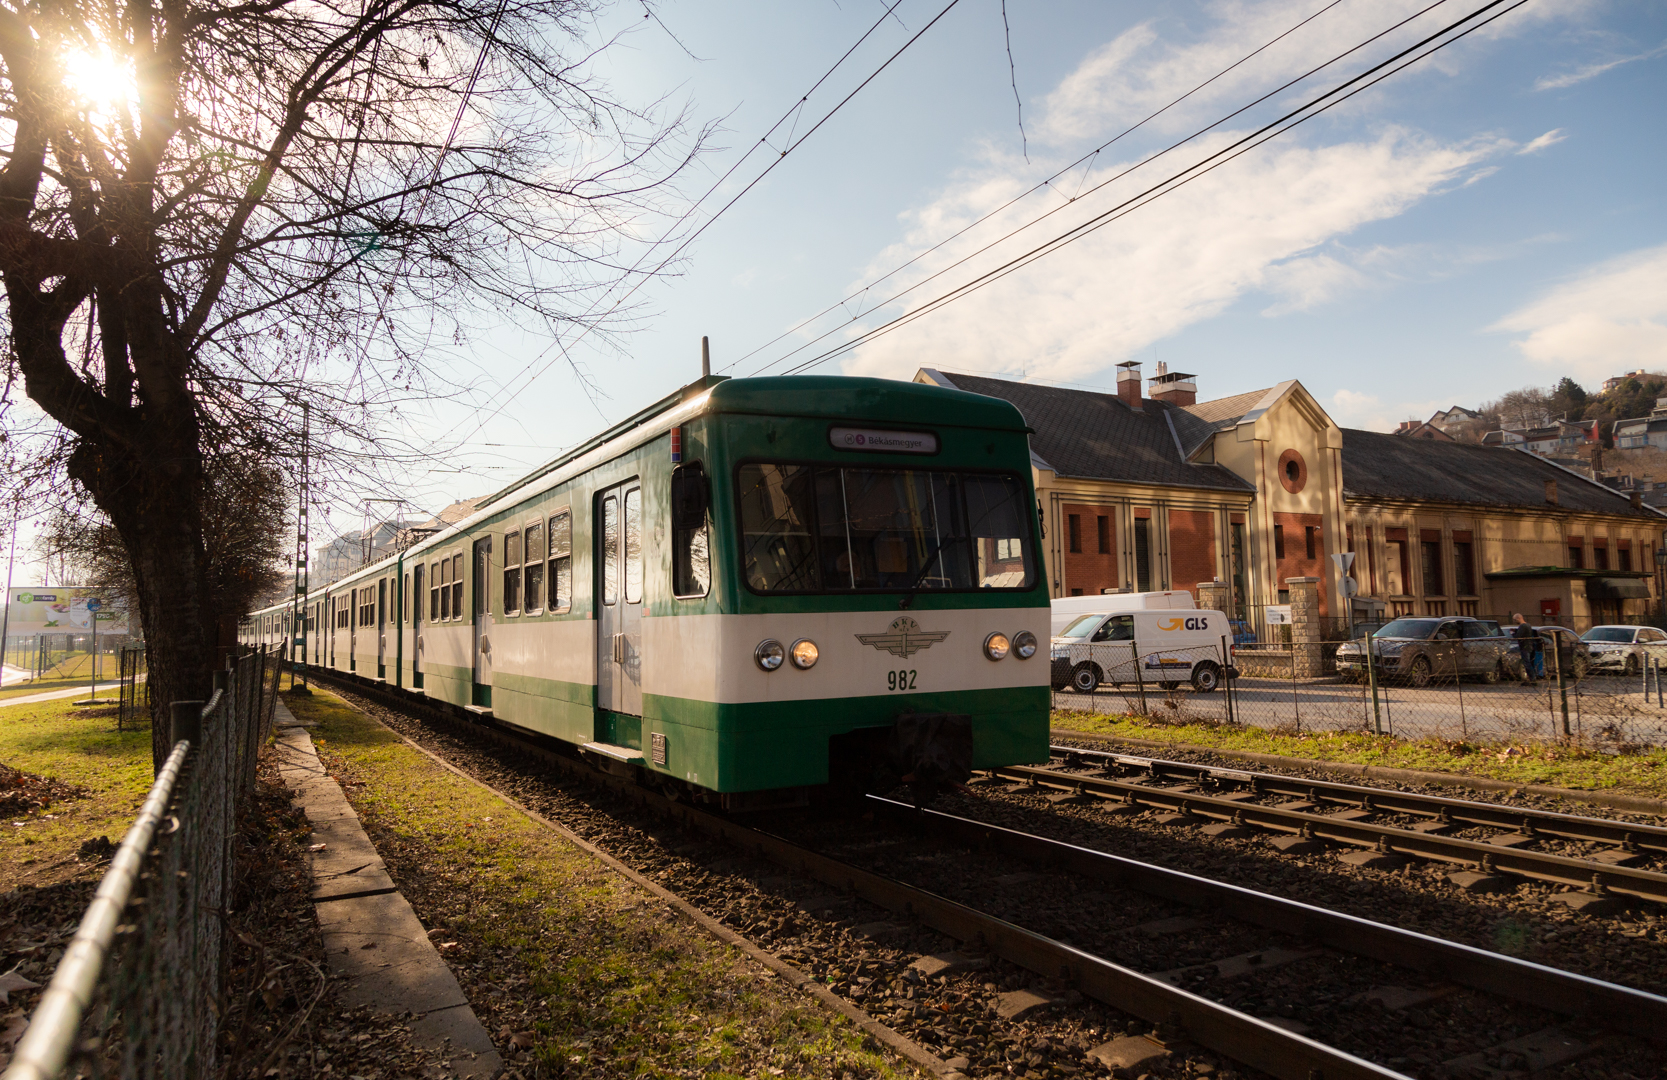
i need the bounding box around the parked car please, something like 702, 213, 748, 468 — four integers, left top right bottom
1578, 625, 1667, 675
1334, 616, 1513, 687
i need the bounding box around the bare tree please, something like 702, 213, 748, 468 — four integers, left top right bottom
0, 0, 704, 763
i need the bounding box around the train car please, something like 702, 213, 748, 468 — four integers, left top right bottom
250, 375, 1052, 804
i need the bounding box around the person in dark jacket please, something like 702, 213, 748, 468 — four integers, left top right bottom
1511, 612, 1544, 680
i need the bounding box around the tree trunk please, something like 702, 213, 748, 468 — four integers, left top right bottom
70, 433, 216, 771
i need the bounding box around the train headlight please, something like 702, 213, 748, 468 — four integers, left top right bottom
790, 638, 819, 670
983, 632, 1011, 661
755, 639, 786, 671
1013, 630, 1037, 659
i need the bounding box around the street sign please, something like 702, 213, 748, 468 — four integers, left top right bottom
1330, 552, 1355, 575
85, 598, 102, 612
1342, 577, 1359, 597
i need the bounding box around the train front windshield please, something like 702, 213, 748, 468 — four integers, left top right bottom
738, 463, 1035, 593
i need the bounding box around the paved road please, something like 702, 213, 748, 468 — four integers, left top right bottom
1054, 672, 1667, 746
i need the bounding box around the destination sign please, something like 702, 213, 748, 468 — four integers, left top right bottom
827, 426, 939, 455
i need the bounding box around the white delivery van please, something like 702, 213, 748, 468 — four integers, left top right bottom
1050, 607, 1234, 694
1050, 591, 1195, 636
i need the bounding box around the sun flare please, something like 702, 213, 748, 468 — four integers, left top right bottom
60, 47, 134, 106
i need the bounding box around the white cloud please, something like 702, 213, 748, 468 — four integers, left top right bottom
838, 127, 1497, 383
1490, 244, 1667, 379
1535, 41, 1667, 91
1517, 129, 1566, 155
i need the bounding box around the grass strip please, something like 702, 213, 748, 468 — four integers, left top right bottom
1053, 711, 1667, 800
0, 700, 152, 890
287, 689, 917, 1080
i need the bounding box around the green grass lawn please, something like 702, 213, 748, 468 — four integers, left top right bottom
1053, 711, 1667, 800
1, 700, 153, 890
0, 677, 123, 702
288, 690, 917, 1080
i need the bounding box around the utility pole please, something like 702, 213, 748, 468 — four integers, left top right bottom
291, 401, 311, 693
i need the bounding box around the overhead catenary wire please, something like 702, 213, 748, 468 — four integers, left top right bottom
729, 0, 1359, 373
768, 0, 1525, 379
437, 0, 960, 447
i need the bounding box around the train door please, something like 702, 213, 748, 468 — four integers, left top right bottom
412, 564, 424, 688
349, 588, 358, 671
377, 577, 387, 679
595, 481, 644, 741
472, 537, 493, 708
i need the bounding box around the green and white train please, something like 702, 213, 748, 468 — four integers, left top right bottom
243, 376, 1051, 803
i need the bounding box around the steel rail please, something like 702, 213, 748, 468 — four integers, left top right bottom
864, 794, 1667, 1039
990, 763, 1667, 903
1049, 743, 1667, 852
4, 740, 192, 1080
303, 667, 1410, 1080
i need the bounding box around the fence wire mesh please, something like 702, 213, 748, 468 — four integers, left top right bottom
1052, 634, 1667, 748
6, 646, 280, 1080
116, 649, 149, 732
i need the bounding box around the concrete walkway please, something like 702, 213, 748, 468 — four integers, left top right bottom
0, 683, 120, 707
273, 696, 501, 1079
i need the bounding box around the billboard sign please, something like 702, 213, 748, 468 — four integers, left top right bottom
6, 588, 129, 635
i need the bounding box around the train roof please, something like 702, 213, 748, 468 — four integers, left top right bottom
260, 374, 1031, 615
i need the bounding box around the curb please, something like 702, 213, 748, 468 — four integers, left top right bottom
1054, 727, 1667, 816
340, 695, 957, 1080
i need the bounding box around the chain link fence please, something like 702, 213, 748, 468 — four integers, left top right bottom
5, 645, 282, 1080
116, 648, 149, 732
1053, 634, 1667, 749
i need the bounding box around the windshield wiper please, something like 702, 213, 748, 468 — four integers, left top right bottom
897, 535, 965, 606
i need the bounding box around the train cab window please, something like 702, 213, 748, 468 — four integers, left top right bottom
737, 463, 1036, 593
602, 497, 620, 605
548, 510, 572, 612
450, 553, 463, 618
523, 521, 544, 613
624, 488, 643, 604
672, 463, 711, 598
503, 530, 523, 614
438, 559, 451, 621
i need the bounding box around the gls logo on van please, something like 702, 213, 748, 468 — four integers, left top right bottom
1158, 617, 1212, 632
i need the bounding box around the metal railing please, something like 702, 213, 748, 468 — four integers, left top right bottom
116, 647, 149, 731
4, 646, 281, 1080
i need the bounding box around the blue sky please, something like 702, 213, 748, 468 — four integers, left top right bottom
391, 0, 1666, 517
17, 0, 1667, 581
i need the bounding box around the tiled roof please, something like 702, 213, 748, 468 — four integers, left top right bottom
1340, 428, 1662, 519
935, 372, 1254, 492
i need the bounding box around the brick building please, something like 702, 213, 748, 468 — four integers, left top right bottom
916, 365, 1667, 631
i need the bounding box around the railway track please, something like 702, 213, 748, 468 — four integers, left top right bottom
978, 746, 1667, 908
297, 667, 1667, 1080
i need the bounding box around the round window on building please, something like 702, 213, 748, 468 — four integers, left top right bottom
1278, 449, 1307, 494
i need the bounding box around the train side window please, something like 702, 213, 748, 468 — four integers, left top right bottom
450, 553, 463, 618
413, 565, 424, 626
523, 521, 544, 613
503, 530, 522, 614
602, 497, 620, 605
672, 463, 711, 598
439, 559, 451, 621
548, 510, 572, 613
624, 488, 643, 605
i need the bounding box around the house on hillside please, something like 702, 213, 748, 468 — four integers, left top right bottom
1605, 369, 1652, 392
1612, 397, 1667, 451
916, 365, 1665, 631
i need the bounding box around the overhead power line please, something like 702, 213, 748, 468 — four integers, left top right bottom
766, 0, 1525, 379
729, 0, 1356, 373
439, 0, 964, 446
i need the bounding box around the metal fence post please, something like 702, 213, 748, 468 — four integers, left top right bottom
1554, 643, 1571, 739
1291, 640, 1300, 732
169, 699, 204, 752
1454, 650, 1466, 739
1220, 634, 1235, 725
1130, 636, 1147, 717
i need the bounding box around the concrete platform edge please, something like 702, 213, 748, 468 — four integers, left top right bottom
273, 697, 501, 1079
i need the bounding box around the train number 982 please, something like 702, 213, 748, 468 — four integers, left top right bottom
887, 669, 917, 692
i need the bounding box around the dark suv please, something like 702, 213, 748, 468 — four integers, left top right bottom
1335, 616, 1513, 686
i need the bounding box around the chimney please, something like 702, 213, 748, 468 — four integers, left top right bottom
1590, 443, 1603, 474
1545, 479, 1558, 505
1148, 363, 1198, 407
1632, 491, 1643, 510
1116, 361, 1143, 410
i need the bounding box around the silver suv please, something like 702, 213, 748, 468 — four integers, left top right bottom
1335, 616, 1513, 687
